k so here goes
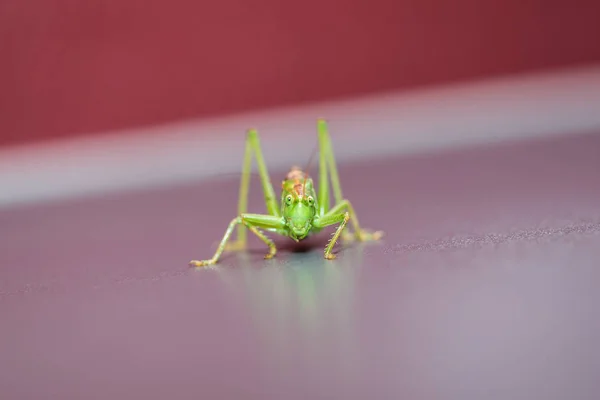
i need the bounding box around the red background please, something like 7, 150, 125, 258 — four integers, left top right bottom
2, 0, 599, 148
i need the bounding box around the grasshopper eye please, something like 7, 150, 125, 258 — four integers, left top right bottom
307, 196, 314, 205
285, 195, 293, 205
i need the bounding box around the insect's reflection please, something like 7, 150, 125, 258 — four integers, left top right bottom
214, 243, 367, 374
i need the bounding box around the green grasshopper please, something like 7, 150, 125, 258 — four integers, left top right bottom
189, 119, 383, 267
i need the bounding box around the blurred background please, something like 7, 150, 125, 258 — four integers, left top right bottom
3, 2, 600, 399
2, 0, 600, 148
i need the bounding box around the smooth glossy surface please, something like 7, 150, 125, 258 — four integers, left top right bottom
1, 132, 600, 399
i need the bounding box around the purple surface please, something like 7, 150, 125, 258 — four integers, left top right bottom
1, 132, 600, 399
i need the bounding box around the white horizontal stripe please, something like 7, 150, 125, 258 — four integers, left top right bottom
1, 64, 600, 209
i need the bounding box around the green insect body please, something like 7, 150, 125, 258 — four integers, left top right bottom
189, 119, 383, 267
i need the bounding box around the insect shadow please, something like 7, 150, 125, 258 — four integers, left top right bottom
245, 232, 335, 256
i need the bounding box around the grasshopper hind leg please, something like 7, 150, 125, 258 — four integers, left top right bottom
223, 128, 281, 253
316, 119, 384, 246
342, 227, 384, 243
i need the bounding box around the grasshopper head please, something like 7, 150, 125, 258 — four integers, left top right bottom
283, 193, 316, 241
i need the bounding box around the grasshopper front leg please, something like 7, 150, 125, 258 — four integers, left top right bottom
316, 119, 384, 243
190, 214, 285, 267
313, 208, 350, 260
313, 199, 382, 259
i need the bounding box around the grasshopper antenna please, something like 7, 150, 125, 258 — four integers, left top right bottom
302, 143, 319, 195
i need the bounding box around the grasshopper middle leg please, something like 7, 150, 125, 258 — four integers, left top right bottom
190, 214, 285, 267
